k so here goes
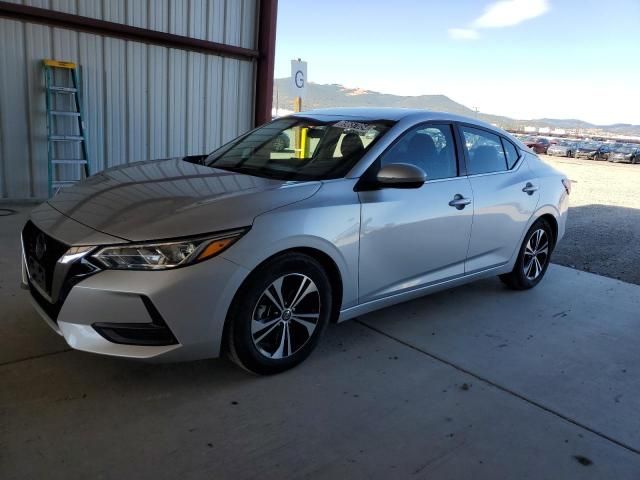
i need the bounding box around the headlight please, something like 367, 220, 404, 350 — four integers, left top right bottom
91, 229, 247, 270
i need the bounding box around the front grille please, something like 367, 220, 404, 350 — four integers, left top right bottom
22, 221, 69, 295
22, 223, 177, 346
23, 221, 99, 322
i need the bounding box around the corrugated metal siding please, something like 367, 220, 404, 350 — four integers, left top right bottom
0, 19, 31, 198
0, 0, 258, 199
3, 0, 253, 48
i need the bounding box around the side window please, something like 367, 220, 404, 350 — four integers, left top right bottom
502, 138, 520, 169
380, 124, 458, 180
460, 126, 508, 175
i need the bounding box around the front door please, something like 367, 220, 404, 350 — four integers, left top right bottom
358, 123, 474, 304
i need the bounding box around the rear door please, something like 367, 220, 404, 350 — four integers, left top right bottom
457, 125, 539, 273
358, 123, 474, 303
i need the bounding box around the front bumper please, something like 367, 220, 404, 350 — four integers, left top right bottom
609, 155, 632, 163
22, 218, 250, 362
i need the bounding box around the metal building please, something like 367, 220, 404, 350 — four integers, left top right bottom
0, 0, 277, 200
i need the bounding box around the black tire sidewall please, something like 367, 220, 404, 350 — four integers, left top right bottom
227, 253, 332, 375
516, 219, 553, 288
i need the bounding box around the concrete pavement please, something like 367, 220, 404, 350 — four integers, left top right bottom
1, 204, 640, 479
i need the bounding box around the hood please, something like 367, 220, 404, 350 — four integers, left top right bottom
29, 201, 129, 246
47, 157, 321, 242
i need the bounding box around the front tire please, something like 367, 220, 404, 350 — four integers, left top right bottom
500, 219, 554, 290
225, 253, 332, 375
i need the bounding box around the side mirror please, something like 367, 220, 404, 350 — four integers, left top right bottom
376, 163, 426, 189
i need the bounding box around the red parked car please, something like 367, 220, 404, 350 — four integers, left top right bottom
525, 137, 551, 154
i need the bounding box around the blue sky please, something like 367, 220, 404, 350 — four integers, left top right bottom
274, 0, 640, 124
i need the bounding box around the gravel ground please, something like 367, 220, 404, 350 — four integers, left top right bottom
542, 155, 640, 285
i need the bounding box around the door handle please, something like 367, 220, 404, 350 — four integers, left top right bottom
522, 183, 538, 195
448, 194, 472, 210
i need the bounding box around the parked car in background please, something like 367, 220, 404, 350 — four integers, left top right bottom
608, 145, 640, 164
21, 108, 570, 374
595, 144, 611, 161
547, 140, 577, 158
525, 137, 551, 154
574, 142, 610, 160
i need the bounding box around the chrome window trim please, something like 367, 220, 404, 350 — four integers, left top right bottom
422, 175, 470, 185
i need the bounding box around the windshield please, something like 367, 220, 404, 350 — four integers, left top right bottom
205, 117, 394, 181
614, 146, 635, 153
555, 140, 576, 147
578, 142, 599, 149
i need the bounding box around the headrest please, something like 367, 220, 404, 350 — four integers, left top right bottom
340, 133, 365, 158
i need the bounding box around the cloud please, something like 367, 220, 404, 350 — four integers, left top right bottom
449, 0, 550, 40
448, 28, 480, 40
473, 0, 550, 28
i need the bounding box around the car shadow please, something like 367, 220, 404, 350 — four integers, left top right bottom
23, 320, 365, 390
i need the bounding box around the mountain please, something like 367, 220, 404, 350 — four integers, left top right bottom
274, 78, 484, 117
273, 78, 640, 137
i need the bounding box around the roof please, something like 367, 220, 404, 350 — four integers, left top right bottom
291, 107, 529, 150
292, 107, 491, 126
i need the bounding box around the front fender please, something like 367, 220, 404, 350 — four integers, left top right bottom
221, 180, 361, 310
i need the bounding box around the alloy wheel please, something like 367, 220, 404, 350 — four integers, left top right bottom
523, 228, 549, 281
251, 274, 321, 359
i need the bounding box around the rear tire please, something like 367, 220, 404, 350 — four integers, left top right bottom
224, 252, 332, 375
500, 218, 554, 290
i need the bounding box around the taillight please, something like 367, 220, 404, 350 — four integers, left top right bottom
562, 178, 572, 195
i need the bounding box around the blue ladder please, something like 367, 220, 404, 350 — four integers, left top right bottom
43, 59, 90, 197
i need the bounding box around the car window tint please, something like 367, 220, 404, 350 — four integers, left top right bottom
461, 126, 508, 175
380, 124, 457, 180
502, 139, 520, 169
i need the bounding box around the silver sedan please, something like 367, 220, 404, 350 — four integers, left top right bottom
22, 108, 570, 374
